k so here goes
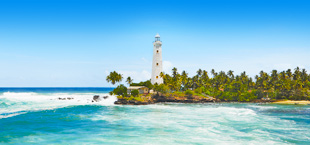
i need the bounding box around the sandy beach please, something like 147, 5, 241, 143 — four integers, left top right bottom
273, 100, 310, 105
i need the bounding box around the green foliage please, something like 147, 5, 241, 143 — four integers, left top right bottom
185, 90, 194, 99
131, 80, 154, 90
109, 91, 113, 96
106, 71, 123, 85
154, 83, 170, 94
113, 84, 127, 97
185, 90, 194, 96
111, 66, 310, 102
133, 96, 143, 101
126, 77, 133, 86
124, 95, 144, 102
131, 89, 139, 97
204, 90, 211, 95
194, 86, 204, 94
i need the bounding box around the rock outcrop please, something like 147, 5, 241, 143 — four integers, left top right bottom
93, 95, 100, 102
114, 99, 149, 105
58, 97, 74, 100
92, 95, 110, 102
114, 94, 218, 105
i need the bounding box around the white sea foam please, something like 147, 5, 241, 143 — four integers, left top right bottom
248, 105, 277, 111
0, 92, 117, 118
89, 103, 298, 144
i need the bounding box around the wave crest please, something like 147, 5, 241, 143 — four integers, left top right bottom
0, 92, 117, 119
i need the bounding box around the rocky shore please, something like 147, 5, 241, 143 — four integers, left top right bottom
113, 94, 274, 105
114, 94, 218, 105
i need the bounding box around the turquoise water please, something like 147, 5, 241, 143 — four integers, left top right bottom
1, 88, 310, 144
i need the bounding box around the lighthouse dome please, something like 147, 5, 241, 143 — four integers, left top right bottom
155, 33, 160, 38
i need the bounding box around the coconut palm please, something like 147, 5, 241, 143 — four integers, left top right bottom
106, 71, 123, 85
228, 70, 234, 80
126, 77, 133, 86
197, 69, 202, 77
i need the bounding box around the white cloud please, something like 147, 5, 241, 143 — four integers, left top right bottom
105, 70, 110, 75
163, 60, 173, 74
118, 70, 151, 85
141, 57, 149, 64
141, 70, 151, 80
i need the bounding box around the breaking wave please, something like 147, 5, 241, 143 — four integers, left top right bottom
0, 92, 117, 119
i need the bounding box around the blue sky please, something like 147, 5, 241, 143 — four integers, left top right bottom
0, 0, 309, 87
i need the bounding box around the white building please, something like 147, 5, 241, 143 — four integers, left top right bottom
127, 86, 149, 94
151, 33, 164, 85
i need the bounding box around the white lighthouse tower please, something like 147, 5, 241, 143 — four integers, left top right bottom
151, 33, 164, 85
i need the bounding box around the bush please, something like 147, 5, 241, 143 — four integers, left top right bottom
113, 84, 127, 97
131, 89, 139, 97
194, 88, 202, 94
185, 90, 194, 96
154, 84, 170, 94
134, 97, 143, 102
131, 80, 154, 90
205, 90, 211, 95
109, 91, 113, 95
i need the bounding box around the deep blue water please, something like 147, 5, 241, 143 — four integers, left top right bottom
0, 87, 114, 94
0, 88, 310, 144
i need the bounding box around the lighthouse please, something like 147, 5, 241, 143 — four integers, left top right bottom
151, 33, 164, 85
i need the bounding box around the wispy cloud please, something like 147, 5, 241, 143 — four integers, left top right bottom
163, 60, 173, 74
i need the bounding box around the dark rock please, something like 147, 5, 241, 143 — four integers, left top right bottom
129, 100, 135, 104
184, 100, 194, 103
103, 96, 109, 99
141, 102, 148, 105
114, 99, 128, 105
93, 95, 100, 102
134, 101, 142, 105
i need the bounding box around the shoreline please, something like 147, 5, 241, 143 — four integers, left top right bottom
114, 100, 310, 105
113, 95, 275, 105
272, 100, 310, 105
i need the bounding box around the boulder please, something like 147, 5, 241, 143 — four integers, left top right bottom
128, 100, 135, 104
114, 99, 128, 105
93, 95, 100, 102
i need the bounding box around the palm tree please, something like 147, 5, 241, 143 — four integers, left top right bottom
286, 69, 292, 80
228, 70, 234, 79
301, 69, 308, 83
211, 69, 216, 77
201, 70, 209, 87
270, 70, 279, 99
181, 70, 188, 90
293, 67, 301, 80
126, 77, 133, 86
106, 71, 123, 85
197, 69, 202, 77
156, 66, 310, 101
171, 67, 181, 91
172, 67, 178, 78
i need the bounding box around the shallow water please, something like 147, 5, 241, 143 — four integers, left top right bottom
0, 88, 310, 144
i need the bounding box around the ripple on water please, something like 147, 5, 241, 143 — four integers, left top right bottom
1, 102, 310, 144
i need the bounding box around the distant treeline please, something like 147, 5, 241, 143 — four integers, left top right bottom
106, 67, 310, 102
154, 67, 310, 101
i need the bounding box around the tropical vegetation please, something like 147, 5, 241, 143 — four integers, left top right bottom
107, 67, 310, 102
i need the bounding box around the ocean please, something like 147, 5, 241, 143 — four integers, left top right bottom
0, 88, 310, 144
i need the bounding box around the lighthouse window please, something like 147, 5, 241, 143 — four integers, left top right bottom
157, 50, 159, 53
156, 76, 158, 79
156, 63, 158, 66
